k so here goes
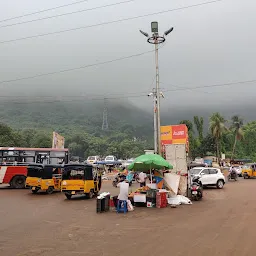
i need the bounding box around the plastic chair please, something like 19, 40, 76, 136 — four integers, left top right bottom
117, 200, 128, 213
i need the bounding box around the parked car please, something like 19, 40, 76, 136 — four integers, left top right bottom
86, 156, 100, 164
122, 159, 134, 168
189, 167, 226, 189
104, 155, 117, 163
222, 166, 242, 177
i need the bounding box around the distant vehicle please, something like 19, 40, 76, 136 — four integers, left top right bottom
190, 167, 226, 189
204, 159, 212, 167
105, 155, 117, 162
222, 166, 242, 177
233, 166, 242, 177
87, 156, 100, 165
0, 147, 69, 189
122, 159, 134, 168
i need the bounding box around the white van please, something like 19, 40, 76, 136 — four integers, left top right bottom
104, 155, 117, 163
87, 156, 100, 164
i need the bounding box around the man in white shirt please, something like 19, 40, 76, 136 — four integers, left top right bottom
117, 180, 129, 201
138, 172, 147, 187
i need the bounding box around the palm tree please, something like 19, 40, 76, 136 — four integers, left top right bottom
179, 120, 193, 133
209, 112, 226, 160
193, 116, 204, 142
230, 115, 244, 159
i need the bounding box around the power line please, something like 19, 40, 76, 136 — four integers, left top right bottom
0, 0, 90, 23
0, 49, 155, 85
162, 79, 256, 93
0, 42, 165, 85
0, 0, 134, 29
0, 78, 255, 105
0, 0, 223, 45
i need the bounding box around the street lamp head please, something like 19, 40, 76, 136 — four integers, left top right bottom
151, 21, 158, 33
164, 27, 174, 36
139, 30, 149, 38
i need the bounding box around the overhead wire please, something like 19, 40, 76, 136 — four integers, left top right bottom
0, 0, 90, 23
0, 49, 155, 85
0, 0, 135, 29
161, 79, 256, 93
0, 0, 224, 45
0, 43, 165, 85
0, 78, 255, 105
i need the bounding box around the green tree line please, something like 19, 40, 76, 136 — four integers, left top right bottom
180, 113, 254, 160
0, 111, 256, 161
0, 123, 150, 159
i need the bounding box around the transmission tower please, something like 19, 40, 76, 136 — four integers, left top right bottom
102, 98, 109, 130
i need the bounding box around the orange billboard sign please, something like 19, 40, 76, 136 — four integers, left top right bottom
52, 132, 65, 149
160, 124, 189, 151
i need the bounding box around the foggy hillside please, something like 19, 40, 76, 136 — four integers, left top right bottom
1, 99, 255, 135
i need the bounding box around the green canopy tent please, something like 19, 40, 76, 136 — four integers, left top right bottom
127, 154, 173, 183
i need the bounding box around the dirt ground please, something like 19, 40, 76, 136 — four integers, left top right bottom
0, 178, 256, 256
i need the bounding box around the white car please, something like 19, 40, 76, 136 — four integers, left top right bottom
190, 167, 226, 189
122, 159, 134, 168
105, 155, 117, 162
86, 156, 100, 164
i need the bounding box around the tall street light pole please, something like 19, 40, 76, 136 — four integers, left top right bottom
140, 22, 174, 155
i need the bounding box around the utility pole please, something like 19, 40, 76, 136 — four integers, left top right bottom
148, 89, 157, 153
148, 88, 164, 154
140, 22, 174, 154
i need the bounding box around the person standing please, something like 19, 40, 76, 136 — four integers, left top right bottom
117, 180, 129, 201
138, 171, 147, 187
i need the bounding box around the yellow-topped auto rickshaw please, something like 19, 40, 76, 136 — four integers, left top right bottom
242, 163, 256, 179
26, 164, 63, 194
61, 164, 102, 200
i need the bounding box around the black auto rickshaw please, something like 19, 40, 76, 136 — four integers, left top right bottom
61, 164, 102, 200
25, 164, 63, 194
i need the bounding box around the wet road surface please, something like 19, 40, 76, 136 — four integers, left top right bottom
0, 178, 255, 256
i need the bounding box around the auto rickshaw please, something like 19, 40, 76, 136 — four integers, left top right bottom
242, 163, 256, 179
61, 164, 102, 200
26, 164, 63, 194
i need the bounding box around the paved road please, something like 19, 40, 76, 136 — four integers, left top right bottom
0, 178, 255, 256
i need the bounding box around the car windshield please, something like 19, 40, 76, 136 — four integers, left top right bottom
106, 156, 113, 160
88, 156, 96, 160
190, 168, 202, 175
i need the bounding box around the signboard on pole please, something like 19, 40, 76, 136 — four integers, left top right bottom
52, 132, 65, 149
160, 124, 189, 152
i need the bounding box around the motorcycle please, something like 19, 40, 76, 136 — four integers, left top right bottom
228, 170, 238, 181
190, 176, 203, 201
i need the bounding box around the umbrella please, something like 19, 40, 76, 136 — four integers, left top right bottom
127, 154, 173, 171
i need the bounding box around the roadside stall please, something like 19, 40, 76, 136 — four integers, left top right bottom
127, 154, 173, 208
97, 154, 192, 214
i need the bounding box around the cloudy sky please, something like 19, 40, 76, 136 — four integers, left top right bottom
0, 0, 255, 111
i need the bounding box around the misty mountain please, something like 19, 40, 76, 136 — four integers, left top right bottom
1, 98, 255, 138
0, 100, 153, 137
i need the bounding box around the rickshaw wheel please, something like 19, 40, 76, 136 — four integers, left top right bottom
86, 190, 94, 199
65, 193, 72, 200
46, 187, 54, 194
32, 188, 39, 194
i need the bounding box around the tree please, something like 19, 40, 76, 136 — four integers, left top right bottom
230, 115, 244, 159
0, 123, 23, 146
209, 112, 227, 160
193, 116, 204, 142
179, 120, 193, 133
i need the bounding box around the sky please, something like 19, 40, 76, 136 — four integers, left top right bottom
0, 0, 255, 113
